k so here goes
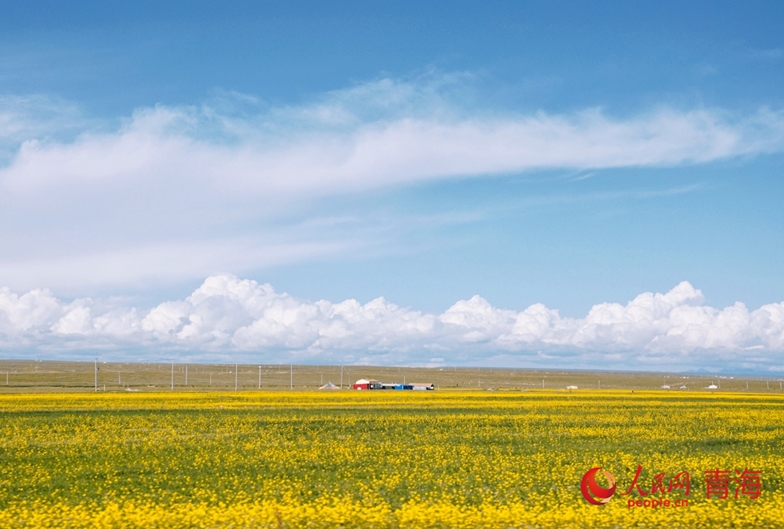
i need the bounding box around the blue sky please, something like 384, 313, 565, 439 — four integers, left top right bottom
1, 2, 784, 371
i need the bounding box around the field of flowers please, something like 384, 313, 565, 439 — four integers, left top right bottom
0, 390, 782, 528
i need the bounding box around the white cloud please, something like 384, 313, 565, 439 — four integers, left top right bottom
0, 239, 348, 293
4, 95, 782, 196
0, 287, 61, 333
0, 95, 88, 150
1, 275, 783, 371
440, 295, 516, 343
1, 77, 784, 293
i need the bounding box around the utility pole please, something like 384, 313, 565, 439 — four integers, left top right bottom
94, 358, 98, 392
235, 363, 238, 391
171, 362, 174, 391
258, 366, 262, 389
340, 365, 343, 389
290, 364, 293, 390
185, 365, 188, 386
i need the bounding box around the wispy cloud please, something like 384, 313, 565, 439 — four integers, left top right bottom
747, 47, 784, 61
0, 239, 350, 292
6, 96, 781, 195
1, 275, 783, 372
4, 77, 784, 194
1, 75, 784, 292
0, 95, 91, 161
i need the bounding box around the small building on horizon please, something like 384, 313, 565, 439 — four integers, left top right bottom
352, 379, 382, 390
352, 379, 434, 390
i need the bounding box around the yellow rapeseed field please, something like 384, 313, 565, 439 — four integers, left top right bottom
0, 391, 782, 528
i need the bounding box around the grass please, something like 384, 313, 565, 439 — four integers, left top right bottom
0, 360, 781, 393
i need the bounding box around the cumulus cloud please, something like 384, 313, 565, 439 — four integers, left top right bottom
1, 275, 783, 372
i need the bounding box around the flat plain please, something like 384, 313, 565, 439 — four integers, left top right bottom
0, 362, 782, 528
1, 360, 781, 392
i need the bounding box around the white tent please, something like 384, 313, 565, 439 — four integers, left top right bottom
319, 381, 340, 390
